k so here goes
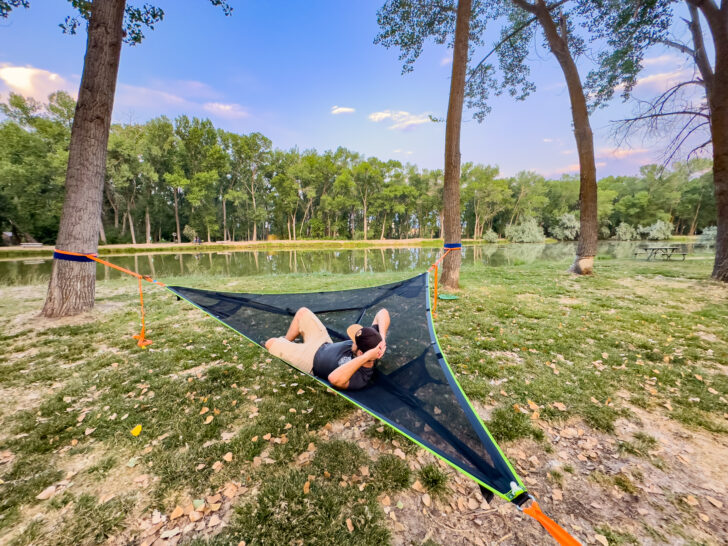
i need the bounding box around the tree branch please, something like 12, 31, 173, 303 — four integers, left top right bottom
466, 0, 569, 83
658, 38, 695, 56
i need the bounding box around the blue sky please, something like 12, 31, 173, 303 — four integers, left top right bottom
0, 1, 706, 178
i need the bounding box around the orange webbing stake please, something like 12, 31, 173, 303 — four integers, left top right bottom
428, 247, 455, 317
53, 249, 164, 348
132, 276, 153, 348
523, 500, 581, 546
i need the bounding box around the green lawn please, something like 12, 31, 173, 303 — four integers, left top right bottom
0, 255, 726, 545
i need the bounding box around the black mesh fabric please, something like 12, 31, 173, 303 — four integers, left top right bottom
167, 273, 526, 501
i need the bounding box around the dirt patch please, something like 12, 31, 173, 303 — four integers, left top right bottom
6, 301, 127, 336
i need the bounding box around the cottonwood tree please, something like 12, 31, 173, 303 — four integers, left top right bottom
615, 1, 728, 281
1, 1, 232, 317
377, 0, 484, 288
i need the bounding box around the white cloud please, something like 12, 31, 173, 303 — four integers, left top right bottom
642, 54, 682, 67
202, 102, 249, 119
561, 149, 575, 155
597, 147, 649, 159
117, 83, 187, 109
632, 69, 694, 92
0, 63, 77, 100
331, 105, 355, 115
440, 56, 453, 66
368, 110, 431, 130
543, 138, 554, 143
393, 149, 414, 155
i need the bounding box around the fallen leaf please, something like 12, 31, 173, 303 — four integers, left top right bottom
204, 415, 214, 424
396, 500, 404, 509
263, 433, 272, 441
412, 480, 424, 492
84, 427, 96, 436
170, 505, 184, 520
208, 514, 222, 527
346, 518, 354, 533
381, 494, 391, 506
161, 527, 181, 539
422, 493, 431, 507
36, 485, 56, 500
212, 461, 223, 472
527, 400, 539, 411
251, 436, 258, 442
131, 424, 142, 437
552, 402, 567, 412
200, 407, 209, 415
126, 457, 139, 468
594, 534, 608, 546
706, 496, 723, 508
189, 511, 203, 522
223, 452, 233, 462
196, 463, 206, 470
303, 481, 310, 494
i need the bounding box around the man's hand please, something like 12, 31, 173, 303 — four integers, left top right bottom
365, 340, 386, 361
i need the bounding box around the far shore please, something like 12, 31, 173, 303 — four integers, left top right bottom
0, 235, 701, 259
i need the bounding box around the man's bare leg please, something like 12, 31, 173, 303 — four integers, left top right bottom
265, 307, 310, 349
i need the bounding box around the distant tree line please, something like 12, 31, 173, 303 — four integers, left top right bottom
0, 92, 716, 246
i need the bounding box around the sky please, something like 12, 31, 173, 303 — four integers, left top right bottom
0, 1, 708, 179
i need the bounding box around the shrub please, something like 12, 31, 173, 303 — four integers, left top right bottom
182, 224, 197, 242
615, 222, 637, 241
483, 229, 499, 243
417, 463, 448, 496
599, 226, 611, 240
700, 226, 717, 245
549, 213, 579, 241
505, 217, 545, 243
641, 220, 673, 240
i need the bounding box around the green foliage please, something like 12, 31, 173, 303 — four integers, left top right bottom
487, 407, 542, 442
549, 213, 580, 241
699, 226, 717, 245
371, 454, 411, 491
483, 229, 499, 243
639, 220, 674, 241
505, 217, 545, 243
615, 222, 638, 241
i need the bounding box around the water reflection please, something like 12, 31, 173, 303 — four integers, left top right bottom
0, 241, 715, 286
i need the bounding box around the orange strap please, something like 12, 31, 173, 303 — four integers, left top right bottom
54, 249, 164, 348
523, 501, 581, 546
428, 247, 456, 316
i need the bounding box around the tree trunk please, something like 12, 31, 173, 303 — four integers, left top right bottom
222, 196, 227, 241
689, 198, 701, 236
173, 188, 182, 243
287, 218, 291, 240
532, 3, 598, 274
292, 213, 297, 241
207, 225, 211, 243
145, 205, 151, 244
121, 210, 127, 236
363, 198, 368, 240
440, 0, 471, 289
251, 168, 258, 242
128, 210, 137, 244
99, 215, 107, 244
41, 0, 125, 317
380, 214, 387, 239
696, 1, 728, 280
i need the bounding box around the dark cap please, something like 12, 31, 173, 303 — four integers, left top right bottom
346, 324, 382, 353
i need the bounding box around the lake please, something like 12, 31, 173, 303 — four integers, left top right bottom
0, 241, 715, 286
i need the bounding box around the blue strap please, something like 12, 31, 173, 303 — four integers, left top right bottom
53, 251, 96, 263
444, 243, 462, 249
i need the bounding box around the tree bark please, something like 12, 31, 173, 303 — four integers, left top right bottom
440, 0, 471, 289
688, 0, 728, 280
529, 0, 598, 274
128, 210, 137, 244
99, 215, 107, 244
145, 205, 151, 244
42, 0, 126, 317
222, 195, 228, 241
173, 188, 182, 243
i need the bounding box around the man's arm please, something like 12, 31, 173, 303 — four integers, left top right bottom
372, 308, 390, 340
328, 343, 384, 389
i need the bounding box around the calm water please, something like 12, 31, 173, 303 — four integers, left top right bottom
0, 241, 715, 286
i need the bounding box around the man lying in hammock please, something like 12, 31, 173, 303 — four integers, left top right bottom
265, 307, 390, 390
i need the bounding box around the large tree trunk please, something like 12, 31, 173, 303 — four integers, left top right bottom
440, 0, 471, 289
531, 2, 598, 274
42, 0, 125, 317
694, 1, 728, 281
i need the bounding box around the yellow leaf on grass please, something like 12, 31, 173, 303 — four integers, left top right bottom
131, 425, 142, 437
303, 481, 310, 494
200, 407, 209, 415
527, 400, 539, 411
223, 452, 233, 462
346, 518, 354, 532
204, 415, 214, 424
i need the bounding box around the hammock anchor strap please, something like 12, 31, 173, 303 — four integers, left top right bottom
428, 245, 461, 316
53, 249, 165, 347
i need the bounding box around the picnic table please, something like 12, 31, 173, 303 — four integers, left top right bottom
633, 246, 687, 261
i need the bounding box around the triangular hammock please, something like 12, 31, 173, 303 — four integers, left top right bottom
167, 273, 580, 545
52, 246, 579, 544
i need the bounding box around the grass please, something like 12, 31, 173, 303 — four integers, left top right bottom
0, 251, 726, 544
